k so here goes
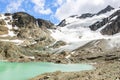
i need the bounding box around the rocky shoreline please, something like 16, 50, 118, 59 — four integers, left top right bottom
30, 61, 120, 80
2, 50, 120, 80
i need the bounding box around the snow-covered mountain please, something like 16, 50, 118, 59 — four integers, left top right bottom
50, 5, 120, 51
58, 5, 115, 27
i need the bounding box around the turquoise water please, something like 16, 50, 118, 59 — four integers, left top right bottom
0, 62, 93, 80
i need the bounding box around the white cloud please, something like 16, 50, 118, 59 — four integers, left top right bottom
54, 0, 65, 7
6, 0, 24, 13
55, 0, 120, 20
31, 0, 52, 15
93, 0, 104, 5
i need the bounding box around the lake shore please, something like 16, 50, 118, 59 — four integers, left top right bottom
30, 46, 120, 80
31, 61, 120, 80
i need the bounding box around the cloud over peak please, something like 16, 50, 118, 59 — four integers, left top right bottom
55, 0, 120, 20
6, 0, 24, 13
31, 0, 52, 15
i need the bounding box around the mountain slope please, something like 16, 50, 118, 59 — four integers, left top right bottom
0, 12, 55, 61
0, 12, 55, 45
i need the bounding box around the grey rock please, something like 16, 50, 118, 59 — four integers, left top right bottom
89, 18, 109, 31
57, 19, 67, 27
37, 19, 55, 29
77, 13, 94, 19
101, 10, 120, 35
96, 5, 114, 15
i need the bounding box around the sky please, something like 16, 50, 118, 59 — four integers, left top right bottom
0, 0, 120, 24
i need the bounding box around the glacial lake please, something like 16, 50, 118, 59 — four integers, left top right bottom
0, 62, 93, 80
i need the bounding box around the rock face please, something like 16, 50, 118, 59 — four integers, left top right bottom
89, 18, 109, 31
96, 5, 114, 15
57, 19, 67, 27
101, 10, 120, 35
37, 19, 55, 29
77, 13, 94, 19
89, 9, 120, 35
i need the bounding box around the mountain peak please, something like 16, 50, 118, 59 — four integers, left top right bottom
97, 5, 114, 15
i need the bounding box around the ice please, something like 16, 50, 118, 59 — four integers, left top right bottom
107, 33, 120, 48
65, 17, 79, 24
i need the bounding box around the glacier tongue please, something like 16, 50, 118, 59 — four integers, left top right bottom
50, 25, 105, 51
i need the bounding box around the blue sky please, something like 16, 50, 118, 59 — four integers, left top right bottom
0, 0, 119, 24
0, 0, 60, 24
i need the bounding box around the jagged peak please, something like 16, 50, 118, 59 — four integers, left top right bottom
97, 5, 114, 15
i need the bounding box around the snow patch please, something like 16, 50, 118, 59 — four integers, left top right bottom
110, 15, 118, 20
8, 30, 16, 37
0, 14, 16, 37
65, 55, 71, 59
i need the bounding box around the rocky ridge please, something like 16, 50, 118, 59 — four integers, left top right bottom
58, 5, 115, 27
